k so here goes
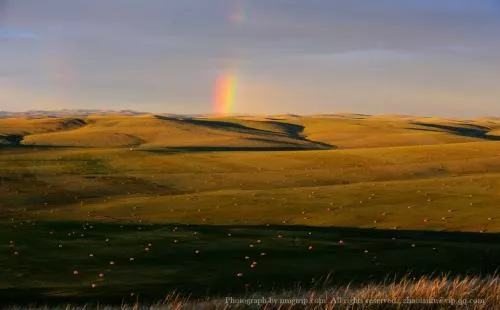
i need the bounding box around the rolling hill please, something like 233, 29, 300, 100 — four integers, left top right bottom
2, 112, 500, 305
1, 114, 500, 150
1, 113, 499, 232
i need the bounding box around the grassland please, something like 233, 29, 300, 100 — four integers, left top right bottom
1, 114, 499, 306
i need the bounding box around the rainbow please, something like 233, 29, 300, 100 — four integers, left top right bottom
213, 70, 238, 115
211, 1, 247, 115
229, 0, 246, 24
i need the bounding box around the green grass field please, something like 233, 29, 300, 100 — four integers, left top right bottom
1, 114, 500, 306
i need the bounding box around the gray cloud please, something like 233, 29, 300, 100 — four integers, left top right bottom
1, 0, 500, 116
0, 28, 38, 40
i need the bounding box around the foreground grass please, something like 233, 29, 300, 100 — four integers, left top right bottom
167, 275, 499, 309
4, 275, 499, 309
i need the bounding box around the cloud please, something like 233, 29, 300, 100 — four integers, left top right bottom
1, 0, 500, 116
0, 28, 38, 40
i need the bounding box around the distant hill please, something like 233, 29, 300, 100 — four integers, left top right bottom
0, 109, 157, 118
1, 111, 500, 150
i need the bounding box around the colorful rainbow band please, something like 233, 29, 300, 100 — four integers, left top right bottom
214, 71, 237, 115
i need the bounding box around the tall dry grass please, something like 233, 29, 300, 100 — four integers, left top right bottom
5, 275, 499, 309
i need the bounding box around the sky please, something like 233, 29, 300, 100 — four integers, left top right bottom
1, 0, 500, 117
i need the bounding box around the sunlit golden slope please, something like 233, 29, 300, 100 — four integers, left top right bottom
487, 129, 500, 138
2, 139, 500, 231
0, 117, 87, 136
19, 115, 326, 149
293, 115, 500, 149
2, 114, 500, 149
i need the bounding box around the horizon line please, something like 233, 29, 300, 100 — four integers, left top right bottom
1, 109, 500, 120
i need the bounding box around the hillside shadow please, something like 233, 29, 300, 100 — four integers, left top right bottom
0, 134, 90, 150
264, 121, 333, 148
409, 122, 500, 141
155, 115, 275, 137
0, 144, 86, 151
154, 116, 334, 150
143, 145, 329, 154
0, 134, 22, 146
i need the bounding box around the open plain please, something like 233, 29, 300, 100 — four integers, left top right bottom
1, 114, 500, 307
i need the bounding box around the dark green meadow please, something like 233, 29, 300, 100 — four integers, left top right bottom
1, 220, 499, 305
